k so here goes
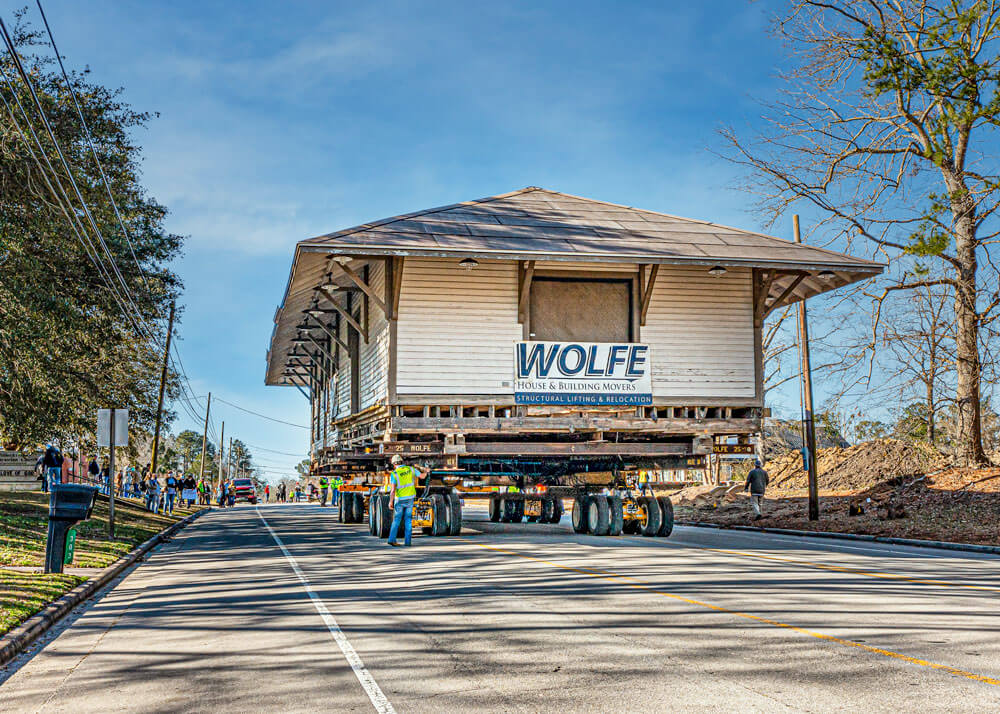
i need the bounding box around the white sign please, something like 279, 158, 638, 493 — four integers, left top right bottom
514, 341, 653, 406
97, 409, 129, 447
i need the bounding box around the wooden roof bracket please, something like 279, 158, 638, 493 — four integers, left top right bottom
333, 260, 388, 316
518, 259, 535, 324
317, 286, 367, 343
753, 269, 776, 323
304, 333, 336, 365
304, 313, 350, 354
763, 271, 809, 318
385, 257, 404, 320
639, 263, 659, 326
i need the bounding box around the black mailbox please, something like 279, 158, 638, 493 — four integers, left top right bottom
45, 483, 98, 574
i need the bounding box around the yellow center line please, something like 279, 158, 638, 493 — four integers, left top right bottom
628, 538, 1000, 594
477, 543, 1000, 688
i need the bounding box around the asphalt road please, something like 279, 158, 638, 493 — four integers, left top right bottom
3, 502, 1000, 712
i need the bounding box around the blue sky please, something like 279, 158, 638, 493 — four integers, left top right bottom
20, 0, 806, 479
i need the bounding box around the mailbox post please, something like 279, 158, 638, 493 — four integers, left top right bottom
45, 482, 98, 574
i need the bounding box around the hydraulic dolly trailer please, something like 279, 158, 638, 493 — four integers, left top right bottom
327, 457, 688, 539
335, 480, 462, 540
483, 482, 674, 537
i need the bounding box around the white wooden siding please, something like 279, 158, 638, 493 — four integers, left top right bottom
396, 258, 522, 394
641, 266, 755, 398
335, 316, 350, 418
358, 261, 390, 410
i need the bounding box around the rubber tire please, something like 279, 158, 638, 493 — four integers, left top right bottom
657, 497, 674, 538
587, 496, 611, 536
488, 496, 501, 522
638, 496, 661, 537
342, 493, 353, 522
338, 494, 346, 523
368, 495, 377, 536
512, 500, 524, 523
500, 497, 512, 523
378, 494, 393, 539
550, 499, 564, 524
540, 499, 553, 523
608, 495, 623, 536
572, 495, 589, 533
622, 519, 639, 535
431, 494, 448, 536
447, 490, 462, 535
354, 493, 365, 524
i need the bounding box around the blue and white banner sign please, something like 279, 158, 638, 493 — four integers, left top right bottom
514, 342, 653, 406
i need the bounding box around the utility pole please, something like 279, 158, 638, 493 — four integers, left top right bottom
217, 421, 225, 495
150, 300, 175, 476
794, 215, 820, 521
198, 392, 212, 483
228, 436, 233, 482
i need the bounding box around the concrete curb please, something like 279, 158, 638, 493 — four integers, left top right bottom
677, 520, 1000, 556
0, 508, 210, 667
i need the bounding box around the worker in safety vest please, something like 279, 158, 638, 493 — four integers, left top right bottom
387, 455, 425, 547
318, 476, 330, 506
332, 476, 343, 507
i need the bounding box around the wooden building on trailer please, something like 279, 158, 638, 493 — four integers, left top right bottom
265, 187, 881, 484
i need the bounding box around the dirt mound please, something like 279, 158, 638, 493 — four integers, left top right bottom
767, 438, 948, 493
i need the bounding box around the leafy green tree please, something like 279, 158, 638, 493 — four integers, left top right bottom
229, 439, 252, 476
295, 458, 311, 477
0, 14, 182, 449
894, 403, 931, 443
854, 420, 890, 443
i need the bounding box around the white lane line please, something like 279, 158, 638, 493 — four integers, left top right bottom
256, 507, 396, 714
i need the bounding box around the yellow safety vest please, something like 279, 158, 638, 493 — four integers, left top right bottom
392, 466, 417, 499
319, 477, 329, 487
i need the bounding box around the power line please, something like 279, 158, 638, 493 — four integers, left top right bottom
0, 60, 140, 334
34, 0, 150, 294
0, 17, 150, 333
214, 397, 308, 429
240, 443, 306, 457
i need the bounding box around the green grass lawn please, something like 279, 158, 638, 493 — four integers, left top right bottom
0, 490, 198, 636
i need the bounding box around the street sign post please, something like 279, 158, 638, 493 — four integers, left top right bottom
98, 408, 128, 538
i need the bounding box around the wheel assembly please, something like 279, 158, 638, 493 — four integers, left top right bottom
657, 496, 674, 537
607, 495, 623, 536
587, 495, 611, 535
447, 490, 462, 535
637, 496, 661, 537
377, 494, 392, 539
488, 495, 501, 522
431, 493, 448, 536
368, 495, 377, 536
549, 499, 564, 524
572, 495, 590, 533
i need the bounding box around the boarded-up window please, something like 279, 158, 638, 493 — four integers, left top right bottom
529, 278, 632, 342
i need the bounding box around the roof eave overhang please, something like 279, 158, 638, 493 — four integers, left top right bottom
296, 243, 884, 274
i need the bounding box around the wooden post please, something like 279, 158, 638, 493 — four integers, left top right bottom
198, 393, 212, 483
108, 408, 116, 539
794, 215, 820, 521
150, 300, 175, 476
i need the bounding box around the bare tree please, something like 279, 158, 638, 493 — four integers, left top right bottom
762, 307, 799, 398
723, 1, 1000, 465
881, 280, 954, 443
